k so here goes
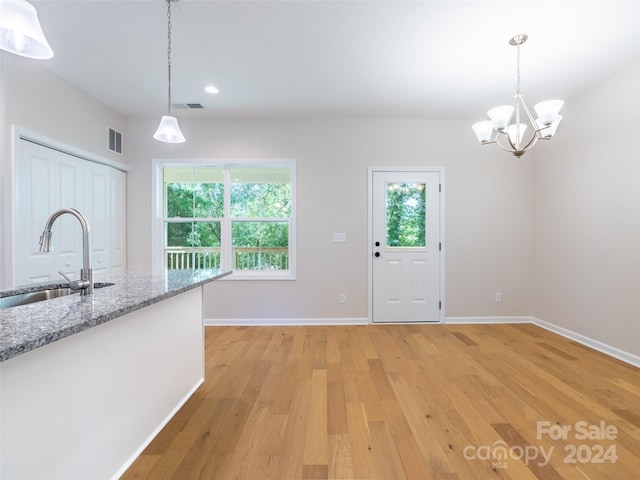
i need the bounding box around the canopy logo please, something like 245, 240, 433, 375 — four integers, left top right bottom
463, 420, 618, 470
463, 440, 553, 469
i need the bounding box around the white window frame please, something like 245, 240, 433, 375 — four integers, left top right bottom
151, 158, 296, 280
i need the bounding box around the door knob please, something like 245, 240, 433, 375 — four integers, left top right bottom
374, 252, 380, 257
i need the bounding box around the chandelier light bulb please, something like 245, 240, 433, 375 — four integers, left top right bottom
0, 0, 53, 59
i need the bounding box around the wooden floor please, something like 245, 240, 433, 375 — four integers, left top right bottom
122, 324, 640, 479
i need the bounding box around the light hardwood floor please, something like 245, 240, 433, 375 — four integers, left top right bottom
122, 324, 640, 479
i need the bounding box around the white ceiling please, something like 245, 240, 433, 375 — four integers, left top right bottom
29, 0, 640, 119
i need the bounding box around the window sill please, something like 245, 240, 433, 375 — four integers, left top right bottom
221, 271, 296, 281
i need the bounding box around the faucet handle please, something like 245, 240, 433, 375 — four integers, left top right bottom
58, 271, 90, 291
58, 271, 73, 283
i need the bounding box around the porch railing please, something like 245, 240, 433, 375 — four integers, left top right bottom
166, 247, 288, 270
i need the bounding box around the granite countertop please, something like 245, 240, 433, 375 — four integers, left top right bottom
0, 269, 231, 362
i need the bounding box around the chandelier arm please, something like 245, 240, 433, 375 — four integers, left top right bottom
519, 95, 541, 151
494, 133, 517, 153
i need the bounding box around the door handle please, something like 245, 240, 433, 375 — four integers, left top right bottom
374, 252, 380, 258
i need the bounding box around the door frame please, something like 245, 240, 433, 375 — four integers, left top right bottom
367, 166, 445, 324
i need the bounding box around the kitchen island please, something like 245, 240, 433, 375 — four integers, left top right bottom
0, 269, 230, 480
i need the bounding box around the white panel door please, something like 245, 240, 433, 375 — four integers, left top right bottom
13, 137, 127, 287
84, 163, 110, 279
109, 168, 127, 274
372, 170, 441, 323
54, 152, 84, 280
14, 141, 56, 284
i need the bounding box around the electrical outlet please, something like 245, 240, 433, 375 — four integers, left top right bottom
339, 293, 346, 304
495, 292, 502, 303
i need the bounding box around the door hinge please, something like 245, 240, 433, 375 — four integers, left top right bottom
439, 242, 441, 251
439, 183, 441, 193
439, 301, 442, 310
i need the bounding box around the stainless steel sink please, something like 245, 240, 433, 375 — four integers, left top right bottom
0, 282, 115, 309
0, 288, 73, 308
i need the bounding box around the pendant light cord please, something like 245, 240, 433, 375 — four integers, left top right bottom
166, 0, 173, 115
516, 42, 521, 94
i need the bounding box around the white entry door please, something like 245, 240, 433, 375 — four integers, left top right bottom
371, 170, 442, 323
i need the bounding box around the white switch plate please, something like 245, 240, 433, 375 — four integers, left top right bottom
333, 233, 347, 242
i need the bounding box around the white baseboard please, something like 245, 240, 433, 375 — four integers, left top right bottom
205, 317, 369, 326
531, 317, 640, 368
445, 316, 532, 324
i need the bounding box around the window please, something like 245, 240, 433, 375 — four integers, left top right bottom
155, 160, 295, 279
386, 182, 426, 248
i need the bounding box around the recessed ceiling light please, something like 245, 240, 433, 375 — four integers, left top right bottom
205, 85, 219, 94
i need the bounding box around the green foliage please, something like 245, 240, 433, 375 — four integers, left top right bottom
386, 183, 426, 247
231, 183, 291, 217
165, 181, 290, 250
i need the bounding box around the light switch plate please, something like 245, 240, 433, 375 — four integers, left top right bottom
333, 233, 347, 242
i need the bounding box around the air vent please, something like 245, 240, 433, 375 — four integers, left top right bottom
172, 103, 204, 109
108, 128, 123, 154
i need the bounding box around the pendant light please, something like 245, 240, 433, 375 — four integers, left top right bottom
0, 0, 53, 59
154, 0, 185, 143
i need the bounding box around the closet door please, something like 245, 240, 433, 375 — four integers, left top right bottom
13, 137, 127, 287
54, 152, 85, 280
14, 142, 83, 285
84, 162, 110, 279
109, 168, 127, 274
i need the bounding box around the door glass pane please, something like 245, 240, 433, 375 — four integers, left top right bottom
386, 182, 426, 247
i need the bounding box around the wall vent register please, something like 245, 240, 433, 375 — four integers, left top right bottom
108, 128, 123, 154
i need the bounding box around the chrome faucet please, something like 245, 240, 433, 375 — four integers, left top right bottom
39, 208, 93, 295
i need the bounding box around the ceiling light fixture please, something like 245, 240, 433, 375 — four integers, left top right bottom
205, 85, 219, 94
0, 0, 53, 59
472, 34, 563, 157
154, 0, 185, 144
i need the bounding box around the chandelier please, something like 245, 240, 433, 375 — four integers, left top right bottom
472, 34, 563, 157
154, 0, 185, 143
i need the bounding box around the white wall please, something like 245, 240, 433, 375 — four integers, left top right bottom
532, 60, 640, 357
127, 117, 533, 321
0, 52, 128, 289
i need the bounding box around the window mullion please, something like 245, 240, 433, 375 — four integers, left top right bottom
222, 166, 232, 271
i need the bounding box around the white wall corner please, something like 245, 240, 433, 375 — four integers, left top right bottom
531, 317, 640, 369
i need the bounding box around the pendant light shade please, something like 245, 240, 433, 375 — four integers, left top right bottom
154, 115, 185, 143
0, 0, 53, 59
155, 0, 185, 144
